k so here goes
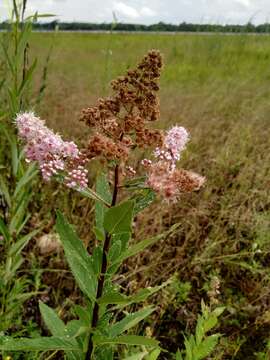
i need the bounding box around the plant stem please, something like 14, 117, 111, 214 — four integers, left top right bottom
112, 164, 119, 206
85, 165, 119, 359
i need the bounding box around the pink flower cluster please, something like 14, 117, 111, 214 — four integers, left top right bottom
154, 126, 189, 167
143, 125, 205, 202
15, 112, 88, 189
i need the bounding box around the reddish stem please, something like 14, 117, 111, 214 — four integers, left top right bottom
85, 165, 119, 359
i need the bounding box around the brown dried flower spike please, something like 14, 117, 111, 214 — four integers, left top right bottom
80, 50, 164, 163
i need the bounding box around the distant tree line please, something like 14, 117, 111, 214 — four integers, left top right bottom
1, 20, 270, 33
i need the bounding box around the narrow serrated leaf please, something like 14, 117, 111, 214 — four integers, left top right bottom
39, 302, 65, 335
93, 335, 159, 347
109, 307, 155, 337
56, 211, 96, 301
196, 334, 220, 359
0, 336, 80, 351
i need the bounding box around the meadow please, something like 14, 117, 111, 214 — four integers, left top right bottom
1, 31, 270, 359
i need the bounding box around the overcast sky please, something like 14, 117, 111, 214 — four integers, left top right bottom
1, 0, 270, 24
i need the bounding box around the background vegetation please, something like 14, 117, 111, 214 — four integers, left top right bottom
1, 21, 270, 33
1, 30, 270, 358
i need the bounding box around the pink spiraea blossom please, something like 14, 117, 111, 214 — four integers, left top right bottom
144, 125, 205, 202
154, 126, 189, 166
15, 112, 88, 189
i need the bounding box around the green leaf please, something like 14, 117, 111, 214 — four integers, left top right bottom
8, 228, 40, 256
4, 253, 24, 282
195, 316, 204, 345
203, 315, 218, 334
0, 336, 80, 351
39, 302, 66, 335
56, 211, 97, 301
118, 237, 160, 263
0, 218, 10, 242
0, 174, 11, 208
212, 307, 226, 318
112, 232, 130, 252
12, 0, 19, 21
9, 190, 32, 235
19, 59, 38, 96
129, 285, 170, 304
108, 307, 155, 337
11, 139, 19, 177
175, 349, 183, 360
98, 291, 128, 306
1, 43, 15, 76
133, 189, 156, 215
95, 172, 112, 237
184, 335, 194, 360
107, 232, 131, 271
78, 187, 111, 207
93, 335, 159, 347
74, 306, 91, 329
118, 224, 180, 263
108, 240, 122, 263
123, 352, 148, 360
17, 21, 32, 55
95, 345, 114, 360
123, 176, 146, 189
39, 303, 84, 360
15, 213, 31, 236
99, 279, 171, 307
195, 334, 220, 359
104, 201, 134, 235
14, 162, 38, 198
145, 349, 161, 360
25, 13, 56, 21
94, 226, 105, 241
65, 320, 88, 338
92, 245, 103, 275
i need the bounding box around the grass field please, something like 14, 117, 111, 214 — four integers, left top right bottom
2, 32, 270, 358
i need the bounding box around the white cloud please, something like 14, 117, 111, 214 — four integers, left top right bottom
112, 2, 157, 21
235, 0, 250, 7
113, 2, 140, 19
141, 6, 156, 17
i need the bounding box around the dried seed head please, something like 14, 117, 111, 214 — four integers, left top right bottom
135, 128, 164, 148
87, 133, 129, 161
147, 162, 205, 202
80, 50, 164, 165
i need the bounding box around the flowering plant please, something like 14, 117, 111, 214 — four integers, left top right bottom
0, 51, 208, 359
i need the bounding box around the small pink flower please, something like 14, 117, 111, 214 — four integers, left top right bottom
126, 166, 136, 176
66, 166, 88, 189
141, 159, 152, 168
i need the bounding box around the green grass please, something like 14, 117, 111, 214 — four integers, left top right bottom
3, 32, 270, 358
32, 33, 270, 136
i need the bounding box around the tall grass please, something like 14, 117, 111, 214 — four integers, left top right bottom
0, 0, 53, 351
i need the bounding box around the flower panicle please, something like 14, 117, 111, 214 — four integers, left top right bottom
15, 112, 88, 190
79, 50, 164, 164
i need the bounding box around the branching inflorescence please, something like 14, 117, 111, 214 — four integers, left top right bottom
15, 50, 205, 202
